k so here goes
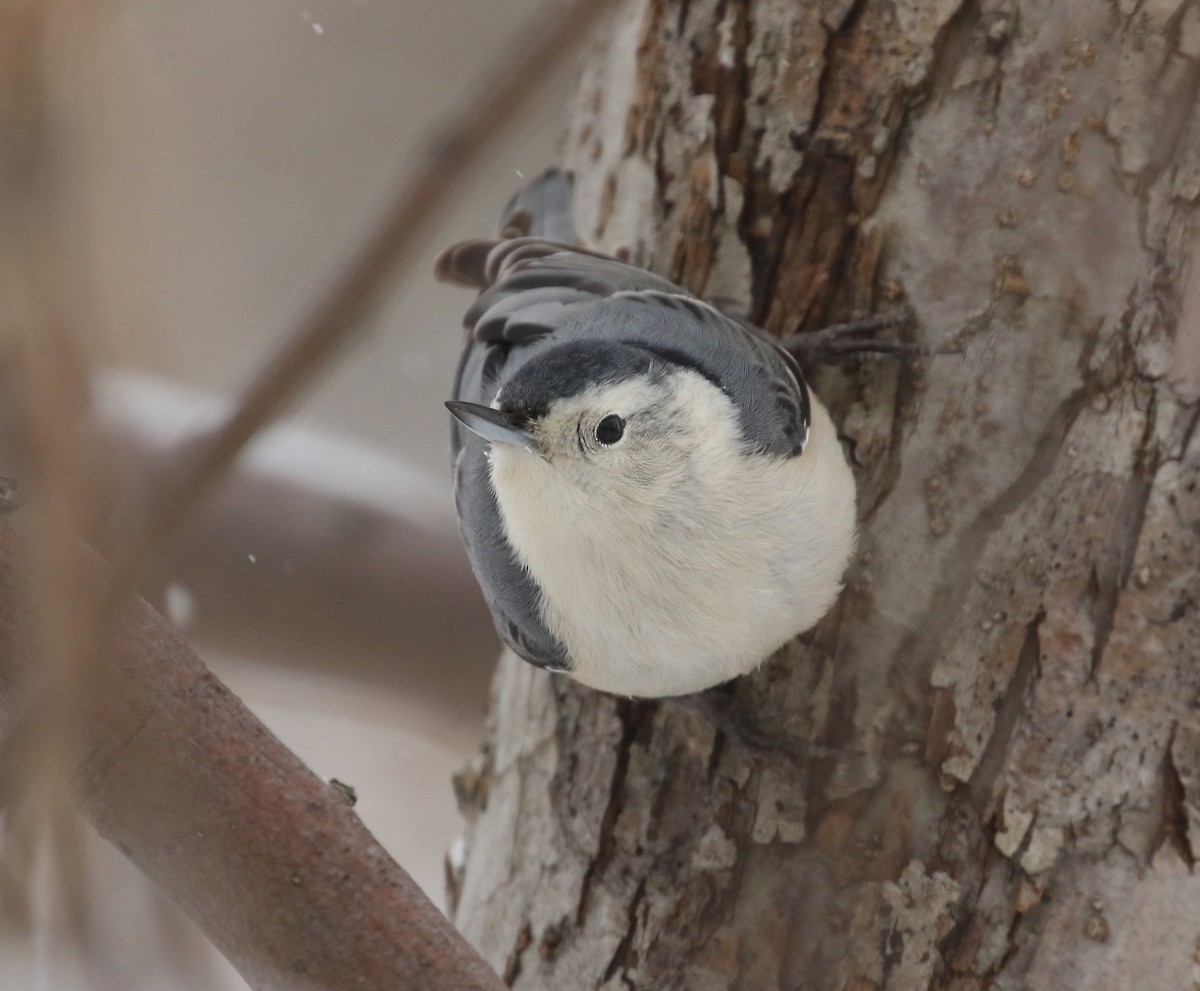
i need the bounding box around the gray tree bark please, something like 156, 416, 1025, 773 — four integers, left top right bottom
450, 1, 1200, 988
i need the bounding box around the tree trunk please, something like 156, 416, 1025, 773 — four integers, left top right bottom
450, 1, 1200, 988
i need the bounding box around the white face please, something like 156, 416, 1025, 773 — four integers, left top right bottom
494, 370, 743, 495
485, 369, 856, 697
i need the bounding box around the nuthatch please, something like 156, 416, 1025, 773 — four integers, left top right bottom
437, 170, 857, 698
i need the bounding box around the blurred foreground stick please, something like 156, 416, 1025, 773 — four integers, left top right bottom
0, 523, 504, 991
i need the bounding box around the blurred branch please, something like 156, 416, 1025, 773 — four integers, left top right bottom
95, 370, 495, 748
0, 0, 108, 934
0, 522, 505, 991
100, 0, 622, 613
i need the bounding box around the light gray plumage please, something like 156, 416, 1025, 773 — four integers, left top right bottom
438, 169, 856, 698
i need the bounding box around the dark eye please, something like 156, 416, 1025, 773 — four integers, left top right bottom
595, 414, 625, 445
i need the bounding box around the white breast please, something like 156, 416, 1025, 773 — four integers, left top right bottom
489, 390, 856, 698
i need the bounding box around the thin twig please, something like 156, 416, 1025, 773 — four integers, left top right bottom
99, 0, 623, 616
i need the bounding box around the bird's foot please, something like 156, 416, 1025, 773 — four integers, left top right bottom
781, 309, 960, 365
673, 689, 859, 763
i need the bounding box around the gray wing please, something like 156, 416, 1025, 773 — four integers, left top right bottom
440, 236, 811, 459
452, 432, 570, 672
441, 174, 588, 672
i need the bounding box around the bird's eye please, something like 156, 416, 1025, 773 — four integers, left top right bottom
595, 414, 625, 445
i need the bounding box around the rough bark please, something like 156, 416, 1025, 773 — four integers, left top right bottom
450, 1, 1200, 989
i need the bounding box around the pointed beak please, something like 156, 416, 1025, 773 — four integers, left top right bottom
446, 401, 541, 454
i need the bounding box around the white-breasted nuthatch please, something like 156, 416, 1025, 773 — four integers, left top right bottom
437, 170, 856, 699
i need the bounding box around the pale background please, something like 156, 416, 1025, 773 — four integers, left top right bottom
6, 0, 566, 986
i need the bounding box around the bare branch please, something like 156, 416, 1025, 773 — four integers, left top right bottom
0, 522, 505, 991
99, 0, 622, 615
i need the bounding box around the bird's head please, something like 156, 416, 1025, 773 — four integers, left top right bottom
447, 340, 742, 495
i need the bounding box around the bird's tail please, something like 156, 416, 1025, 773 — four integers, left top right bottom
435, 168, 580, 289
498, 168, 578, 244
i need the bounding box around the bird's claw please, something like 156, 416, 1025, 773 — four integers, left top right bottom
674, 689, 861, 763
781, 309, 961, 365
